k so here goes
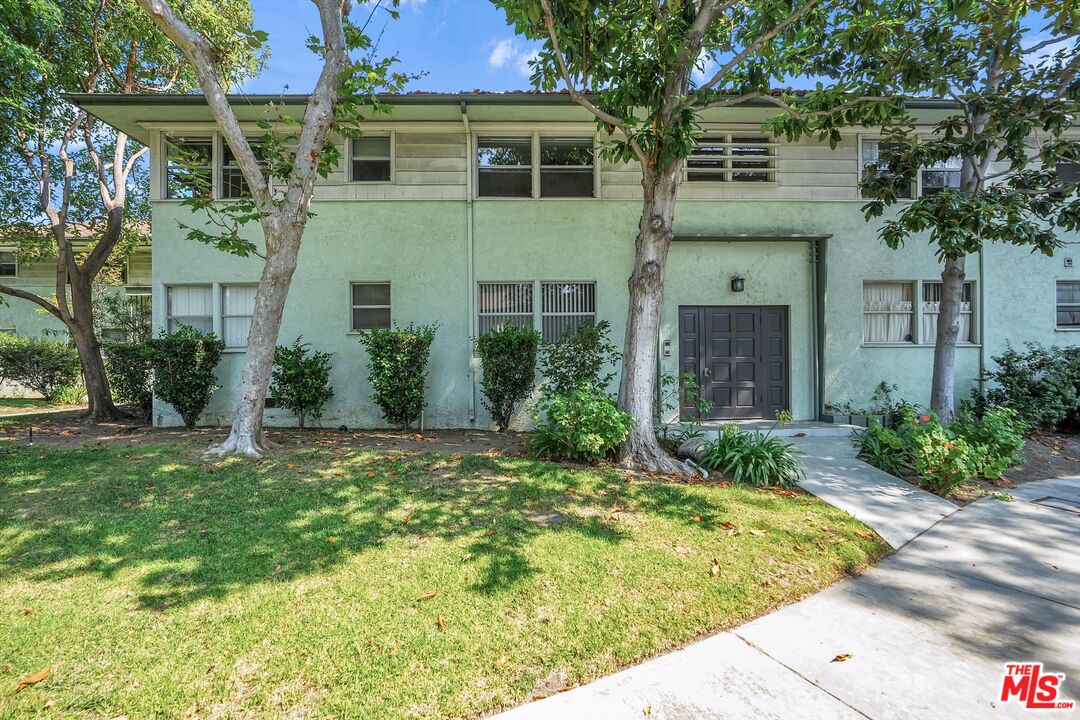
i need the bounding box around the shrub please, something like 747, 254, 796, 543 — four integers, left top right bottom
655, 372, 713, 453
0, 334, 81, 400
528, 387, 635, 462
103, 341, 154, 419
150, 325, 224, 428
270, 338, 334, 429
475, 324, 540, 432
902, 410, 977, 496
53, 383, 87, 405
951, 405, 1027, 479
977, 343, 1080, 431
698, 422, 804, 488
854, 420, 911, 477
538, 320, 620, 394
358, 322, 437, 430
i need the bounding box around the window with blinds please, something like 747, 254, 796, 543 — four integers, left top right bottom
922, 282, 974, 343
478, 282, 533, 334
686, 135, 776, 183
1057, 280, 1080, 329
166, 285, 212, 333
222, 284, 256, 348
541, 282, 596, 342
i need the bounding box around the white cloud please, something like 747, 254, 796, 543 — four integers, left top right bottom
398, 0, 427, 8
691, 48, 714, 86
488, 38, 539, 78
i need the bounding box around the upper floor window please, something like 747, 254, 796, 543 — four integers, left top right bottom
165, 136, 212, 199
860, 139, 913, 199
350, 136, 392, 182
1057, 162, 1080, 184
221, 143, 255, 200
166, 285, 212, 333
922, 281, 974, 343
920, 157, 962, 196
863, 281, 913, 344
477, 138, 532, 197
687, 135, 776, 183
1057, 280, 1080, 329
0, 251, 16, 277
539, 138, 594, 197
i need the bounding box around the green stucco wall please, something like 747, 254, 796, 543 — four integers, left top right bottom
150, 197, 1080, 428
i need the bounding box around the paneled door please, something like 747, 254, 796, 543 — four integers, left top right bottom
678, 306, 789, 420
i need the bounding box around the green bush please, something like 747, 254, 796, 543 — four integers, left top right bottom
103, 341, 154, 419
698, 422, 804, 488
0, 333, 81, 400
475, 324, 540, 432
857, 406, 1026, 496
53, 383, 87, 405
358, 323, 437, 430
951, 405, 1027, 479
528, 386, 635, 463
150, 325, 224, 428
977, 343, 1080, 431
270, 338, 334, 429
538, 320, 620, 394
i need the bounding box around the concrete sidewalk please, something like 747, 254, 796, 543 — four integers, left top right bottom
493, 480, 1080, 719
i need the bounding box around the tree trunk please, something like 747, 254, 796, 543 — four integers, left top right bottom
68, 276, 119, 421
931, 254, 966, 424
208, 227, 301, 457
616, 167, 691, 475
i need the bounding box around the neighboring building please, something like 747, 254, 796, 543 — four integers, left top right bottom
66, 92, 1080, 429
0, 228, 152, 340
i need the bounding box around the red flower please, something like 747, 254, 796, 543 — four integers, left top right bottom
920, 415, 931, 422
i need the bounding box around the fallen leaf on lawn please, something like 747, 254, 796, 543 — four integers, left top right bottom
792, 432, 807, 438
854, 529, 875, 540
486, 529, 496, 536
143, 486, 155, 491
710, 558, 722, 576
183, 492, 193, 498
418, 591, 437, 600
749, 528, 766, 536
691, 515, 701, 523
121, 502, 132, 509
1, 662, 10, 673
286, 463, 296, 469
437, 615, 446, 631
366, 471, 376, 478
611, 507, 625, 514
402, 514, 413, 526
565, 486, 575, 493
388, 642, 399, 656
272, 564, 282, 575
831, 653, 852, 663
15, 665, 50, 692
328, 535, 335, 543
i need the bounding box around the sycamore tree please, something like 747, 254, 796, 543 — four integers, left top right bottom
777, 0, 1080, 424
137, 0, 411, 456
0, 0, 259, 420
496, 0, 903, 472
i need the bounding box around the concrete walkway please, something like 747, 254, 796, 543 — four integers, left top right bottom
494, 472, 1080, 719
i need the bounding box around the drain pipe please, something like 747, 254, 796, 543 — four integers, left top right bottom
978, 247, 987, 392
461, 100, 476, 423
809, 238, 822, 419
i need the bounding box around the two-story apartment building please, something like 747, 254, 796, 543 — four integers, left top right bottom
65, 91, 1080, 428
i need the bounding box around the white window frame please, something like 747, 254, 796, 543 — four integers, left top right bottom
684, 131, 778, 184
857, 136, 916, 199
862, 280, 916, 345
475, 131, 598, 199
163, 134, 214, 201
919, 156, 963, 198
1057, 280, 1080, 330
164, 284, 213, 334
540, 281, 597, 343
921, 280, 976, 344
349, 281, 392, 332
0, 249, 18, 278
220, 283, 257, 349
538, 136, 596, 198
348, 132, 395, 183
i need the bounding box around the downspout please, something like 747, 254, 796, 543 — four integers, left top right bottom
809, 239, 822, 419
978, 247, 986, 392
461, 100, 476, 423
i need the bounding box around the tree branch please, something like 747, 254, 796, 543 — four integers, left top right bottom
538, 0, 646, 165
0, 285, 62, 320
697, 0, 820, 92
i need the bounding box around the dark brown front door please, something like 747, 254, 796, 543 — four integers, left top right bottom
678, 306, 789, 420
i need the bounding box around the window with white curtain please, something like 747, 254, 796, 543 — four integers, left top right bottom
922, 282, 974, 343
221, 284, 256, 348
863, 282, 914, 343
478, 282, 533, 334
166, 285, 212, 333
1057, 281, 1080, 329
541, 282, 595, 342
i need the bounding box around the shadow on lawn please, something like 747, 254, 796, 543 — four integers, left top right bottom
0, 443, 743, 610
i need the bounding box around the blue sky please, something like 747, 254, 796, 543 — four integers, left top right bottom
239, 0, 542, 94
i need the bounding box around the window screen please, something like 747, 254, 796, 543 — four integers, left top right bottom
477, 139, 532, 197
539, 138, 593, 197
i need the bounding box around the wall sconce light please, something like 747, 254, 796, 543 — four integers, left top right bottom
731, 274, 745, 293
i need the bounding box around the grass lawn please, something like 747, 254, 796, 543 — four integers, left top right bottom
0, 439, 887, 719
0, 398, 82, 416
